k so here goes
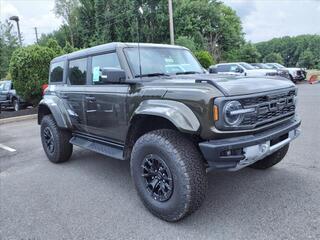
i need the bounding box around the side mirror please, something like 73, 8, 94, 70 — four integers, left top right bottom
236, 67, 244, 73
209, 67, 218, 74
100, 68, 126, 83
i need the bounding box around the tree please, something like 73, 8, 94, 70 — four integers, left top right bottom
263, 52, 284, 64
237, 43, 261, 63
0, 20, 19, 79
9, 45, 56, 105
63, 41, 78, 53
175, 36, 197, 52
297, 49, 315, 69
194, 51, 214, 68
54, 0, 80, 46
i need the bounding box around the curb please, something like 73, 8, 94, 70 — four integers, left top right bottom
0, 114, 37, 125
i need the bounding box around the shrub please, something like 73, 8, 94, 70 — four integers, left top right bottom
9, 45, 56, 105
194, 51, 215, 69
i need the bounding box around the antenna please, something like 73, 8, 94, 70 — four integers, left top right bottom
138, 6, 144, 79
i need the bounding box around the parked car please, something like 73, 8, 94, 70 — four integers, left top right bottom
0, 80, 29, 111
38, 43, 301, 222
251, 63, 291, 80
209, 62, 279, 77
265, 63, 307, 83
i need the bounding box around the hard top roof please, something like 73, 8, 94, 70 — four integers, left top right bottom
51, 42, 186, 63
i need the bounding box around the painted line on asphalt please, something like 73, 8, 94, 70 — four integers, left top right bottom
0, 143, 16, 152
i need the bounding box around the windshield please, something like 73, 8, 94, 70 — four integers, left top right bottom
260, 63, 273, 69
274, 63, 286, 69
124, 47, 203, 77
239, 63, 255, 70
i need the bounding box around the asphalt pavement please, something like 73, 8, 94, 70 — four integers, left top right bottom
0, 83, 319, 240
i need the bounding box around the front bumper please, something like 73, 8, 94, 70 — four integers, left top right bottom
199, 118, 301, 171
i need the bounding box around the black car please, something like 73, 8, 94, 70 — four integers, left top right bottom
0, 80, 28, 111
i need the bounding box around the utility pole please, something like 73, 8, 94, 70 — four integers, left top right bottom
168, 0, 174, 45
34, 27, 39, 44
9, 16, 22, 46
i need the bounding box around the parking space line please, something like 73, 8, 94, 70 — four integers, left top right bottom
0, 143, 16, 152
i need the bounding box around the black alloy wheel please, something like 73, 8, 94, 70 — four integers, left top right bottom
141, 154, 173, 202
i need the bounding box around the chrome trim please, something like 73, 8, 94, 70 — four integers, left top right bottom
229, 128, 301, 171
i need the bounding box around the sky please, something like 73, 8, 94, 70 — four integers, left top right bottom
1, 0, 320, 45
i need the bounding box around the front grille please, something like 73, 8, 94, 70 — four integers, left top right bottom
238, 89, 296, 128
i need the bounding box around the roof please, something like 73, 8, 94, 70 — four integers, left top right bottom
51, 42, 186, 63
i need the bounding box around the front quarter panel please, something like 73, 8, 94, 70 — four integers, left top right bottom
132, 99, 200, 133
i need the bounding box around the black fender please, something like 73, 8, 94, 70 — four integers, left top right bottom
132, 99, 200, 133
38, 96, 72, 129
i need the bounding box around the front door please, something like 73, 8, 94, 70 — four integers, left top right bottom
84, 52, 129, 143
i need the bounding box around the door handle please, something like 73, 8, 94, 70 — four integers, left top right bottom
60, 95, 69, 99
85, 96, 96, 102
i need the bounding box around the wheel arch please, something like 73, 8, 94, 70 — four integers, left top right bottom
38, 98, 72, 129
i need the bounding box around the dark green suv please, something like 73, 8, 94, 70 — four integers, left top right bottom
38, 42, 301, 221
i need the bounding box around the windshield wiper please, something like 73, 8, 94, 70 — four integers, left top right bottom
175, 71, 202, 75
135, 73, 170, 78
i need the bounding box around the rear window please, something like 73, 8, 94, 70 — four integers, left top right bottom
50, 62, 64, 83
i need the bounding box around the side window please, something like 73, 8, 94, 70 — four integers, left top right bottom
91, 52, 121, 85
50, 62, 64, 83
217, 65, 230, 72
68, 58, 87, 85
0, 82, 4, 91
229, 64, 240, 72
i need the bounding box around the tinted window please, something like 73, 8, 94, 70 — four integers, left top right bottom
68, 58, 87, 85
50, 62, 64, 83
91, 53, 121, 84
217, 65, 231, 72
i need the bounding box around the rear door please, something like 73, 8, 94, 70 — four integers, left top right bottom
84, 52, 129, 143
60, 58, 88, 132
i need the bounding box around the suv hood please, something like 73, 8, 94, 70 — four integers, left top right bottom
166, 74, 295, 96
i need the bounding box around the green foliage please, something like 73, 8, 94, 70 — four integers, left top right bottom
63, 41, 78, 53
0, 20, 19, 79
175, 36, 197, 52
46, 38, 64, 55
256, 35, 320, 68
9, 45, 56, 105
194, 51, 215, 68
297, 50, 315, 69
263, 52, 284, 65
237, 43, 261, 63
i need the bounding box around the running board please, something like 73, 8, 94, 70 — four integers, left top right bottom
70, 135, 124, 160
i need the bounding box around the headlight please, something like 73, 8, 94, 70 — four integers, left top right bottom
223, 101, 244, 126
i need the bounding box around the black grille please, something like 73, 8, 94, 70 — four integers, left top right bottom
239, 90, 296, 128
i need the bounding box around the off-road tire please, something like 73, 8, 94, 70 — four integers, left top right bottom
13, 99, 20, 111
249, 144, 289, 170
130, 129, 208, 222
40, 115, 73, 163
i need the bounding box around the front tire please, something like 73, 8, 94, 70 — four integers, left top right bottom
40, 115, 73, 163
249, 144, 289, 170
130, 129, 208, 222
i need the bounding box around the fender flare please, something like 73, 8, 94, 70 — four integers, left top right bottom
38, 97, 72, 129
132, 100, 200, 133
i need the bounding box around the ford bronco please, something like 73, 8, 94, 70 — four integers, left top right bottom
38, 43, 301, 221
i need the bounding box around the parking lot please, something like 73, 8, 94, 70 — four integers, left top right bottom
0, 83, 319, 240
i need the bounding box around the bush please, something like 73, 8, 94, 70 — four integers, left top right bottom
9, 45, 56, 105
194, 51, 215, 69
